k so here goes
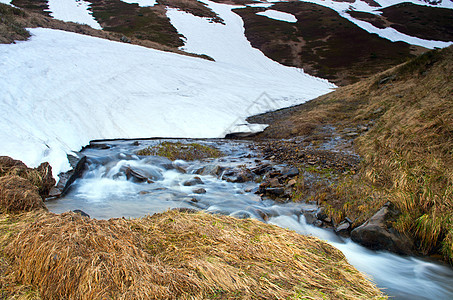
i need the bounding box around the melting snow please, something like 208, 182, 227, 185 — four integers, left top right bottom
120, 0, 157, 7
256, 9, 298, 23
47, 0, 101, 29
0, 27, 334, 176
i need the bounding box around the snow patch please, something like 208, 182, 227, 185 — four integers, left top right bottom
0, 0, 11, 5
47, 0, 101, 29
342, 11, 453, 48
120, 0, 157, 7
0, 28, 334, 176
256, 9, 298, 23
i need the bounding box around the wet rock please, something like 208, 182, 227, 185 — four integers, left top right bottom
131, 141, 140, 146
351, 202, 414, 255
265, 187, 285, 197
313, 220, 323, 227
224, 169, 253, 183
61, 156, 87, 196
335, 221, 351, 237
268, 178, 281, 188
257, 209, 269, 221
183, 176, 204, 186
316, 207, 328, 221
283, 167, 299, 177
230, 211, 252, 219
251, 164, 272, 175
73, 209, 90, 218
303, 212, 317, 224
123, 167, 149, 182
195, 165, 223, 176
172, 208, 198, 214
193, 188, 206, 194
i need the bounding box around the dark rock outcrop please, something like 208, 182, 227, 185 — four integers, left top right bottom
351, 202, 414, 255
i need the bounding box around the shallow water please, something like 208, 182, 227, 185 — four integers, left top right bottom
47, 139, 453, 300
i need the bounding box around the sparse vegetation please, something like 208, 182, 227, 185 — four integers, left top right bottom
137, 141, 222, 160
256, 46, 453, 262
234, 2, 419, 85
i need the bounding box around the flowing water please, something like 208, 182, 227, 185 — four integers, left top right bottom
46, 139, 453, 300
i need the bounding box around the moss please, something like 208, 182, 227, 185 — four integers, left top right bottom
137, 141, 222, 161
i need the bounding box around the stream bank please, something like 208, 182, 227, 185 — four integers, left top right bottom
45, 137, 453, 300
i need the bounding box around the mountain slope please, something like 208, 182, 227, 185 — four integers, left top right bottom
253, 46, 453, 261
0, 22, 333, 176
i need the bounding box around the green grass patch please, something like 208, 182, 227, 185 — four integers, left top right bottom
137, 141, 222, 161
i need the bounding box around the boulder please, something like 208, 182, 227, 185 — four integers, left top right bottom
335, 221, 351, 237
195, 165, 223, 176
193, 188, 206, 194
62, 156, 87, 196
283, 167, 299, 177
351, 202, 414, 255
183, 176, 204, 186
73, 209, 90, 218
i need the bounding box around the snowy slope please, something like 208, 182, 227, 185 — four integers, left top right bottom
47, 0, 101, 29
0, 28, 333, 176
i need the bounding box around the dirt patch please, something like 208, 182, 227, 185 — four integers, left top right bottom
234, 2, 421, 86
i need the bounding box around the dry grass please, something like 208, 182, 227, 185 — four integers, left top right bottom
259, 46, 453, 261
0, 210, 386, 299
0, 176, 46, 213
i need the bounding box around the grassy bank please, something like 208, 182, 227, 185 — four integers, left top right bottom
255, 46, 453, 261
0, 156, 386, 299
0, 210, 386, 299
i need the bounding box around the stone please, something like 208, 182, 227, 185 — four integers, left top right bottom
335, 221, 351, 237
73, 209, 90, 218
265, 187, 285, 197
303, 212, 317, 224
268, 177, 281, 188
193, 188, 206, 194
183, 176, 204, 186
195, 165, 223, 176
287, 179, 297, 187
283, 167, 299, 177
351, 202, 414, 255
62, 156, 87, 196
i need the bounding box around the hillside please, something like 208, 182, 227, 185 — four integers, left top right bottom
0, 2, 335, 176
251, 46, 453, 262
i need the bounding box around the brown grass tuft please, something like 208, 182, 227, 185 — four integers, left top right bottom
0, 210, 386, 299
0, 176, 46, 213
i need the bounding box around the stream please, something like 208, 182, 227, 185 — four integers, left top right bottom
46, 139, 453, 300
